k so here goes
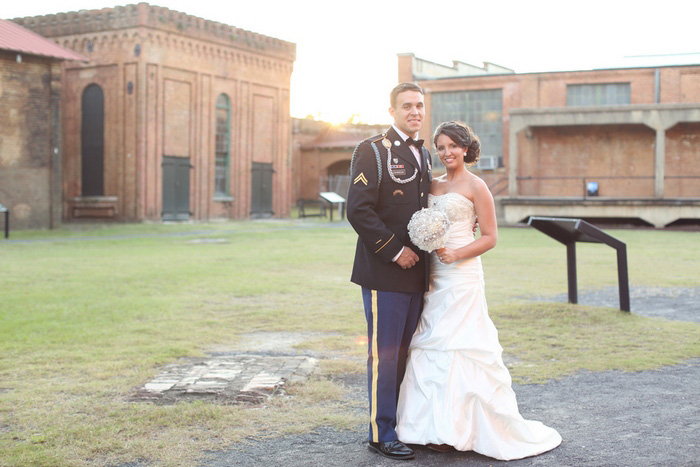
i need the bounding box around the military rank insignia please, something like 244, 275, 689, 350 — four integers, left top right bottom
354, 172, 368, 185
390, 164, 406, 176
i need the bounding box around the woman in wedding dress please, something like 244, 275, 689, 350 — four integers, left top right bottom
396, 121, 562, 460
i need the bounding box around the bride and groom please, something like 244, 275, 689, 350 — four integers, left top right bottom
346, 83, 562, 460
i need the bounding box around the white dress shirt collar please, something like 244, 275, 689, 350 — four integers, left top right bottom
392, 124, 417, 142
391, 124, 421, 169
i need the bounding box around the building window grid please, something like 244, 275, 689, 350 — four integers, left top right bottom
567, 83, 631, 107
215, 94, 231, 197
430, 89, 503, 169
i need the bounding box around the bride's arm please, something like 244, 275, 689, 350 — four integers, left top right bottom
437, 180, 497, 263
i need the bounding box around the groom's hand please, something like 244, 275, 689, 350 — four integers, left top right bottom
396, 247, 420, 269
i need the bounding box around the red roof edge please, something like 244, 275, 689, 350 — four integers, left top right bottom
0, 19, 88, 62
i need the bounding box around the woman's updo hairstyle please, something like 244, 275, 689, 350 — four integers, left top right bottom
433, 121, 481, 165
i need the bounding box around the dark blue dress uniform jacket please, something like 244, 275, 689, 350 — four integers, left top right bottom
347, 127, 432, 293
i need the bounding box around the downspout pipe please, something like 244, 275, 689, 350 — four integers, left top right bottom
654, 68, 660, 103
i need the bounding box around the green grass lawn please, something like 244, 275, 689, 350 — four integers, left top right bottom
1, 221, 699, 466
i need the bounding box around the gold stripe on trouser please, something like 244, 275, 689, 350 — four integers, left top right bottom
370, 290, 379, 442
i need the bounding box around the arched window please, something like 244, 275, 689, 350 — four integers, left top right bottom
326, 160, 352, 195
81, 84, 104, 196
215, 94, 231, 197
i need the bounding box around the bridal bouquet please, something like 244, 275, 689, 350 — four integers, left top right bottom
407, 208, 450, 252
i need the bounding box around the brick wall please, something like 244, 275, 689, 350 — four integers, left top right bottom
15, 3, 295, 222
0, 52, 62, 229
292, 119, 386, 204
665, 123, 700, 197
409, 60, 700, 198
298, 148, 353, 200
518, 125, 656, 197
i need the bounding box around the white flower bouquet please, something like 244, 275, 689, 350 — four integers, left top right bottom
407, 208, 450, 252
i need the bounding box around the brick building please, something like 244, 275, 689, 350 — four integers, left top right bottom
0, 19, 86, 230
292, 119, 385, 204
12, 3, 295, 223
400, 53, 700, 227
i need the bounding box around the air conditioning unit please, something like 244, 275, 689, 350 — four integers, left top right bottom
476, 155, 498, 170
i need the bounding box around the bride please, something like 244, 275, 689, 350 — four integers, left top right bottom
396, 121, 562, 460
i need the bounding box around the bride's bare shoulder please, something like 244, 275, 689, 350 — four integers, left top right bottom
466, 172, 488, 188
454, 172, 487, 201
466, 173, 493, 202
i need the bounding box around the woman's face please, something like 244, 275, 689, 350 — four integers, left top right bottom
436, 133, 465, 170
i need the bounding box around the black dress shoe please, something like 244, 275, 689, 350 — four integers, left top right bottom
368, 440, 415, 460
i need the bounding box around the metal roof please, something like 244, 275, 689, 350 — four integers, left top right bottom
0, 19, 87, 62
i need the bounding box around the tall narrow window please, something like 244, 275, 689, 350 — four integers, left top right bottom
215, 94, 231, 197
81, 84, 104, 196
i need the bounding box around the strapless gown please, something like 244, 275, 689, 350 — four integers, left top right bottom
396, 192, 562, 460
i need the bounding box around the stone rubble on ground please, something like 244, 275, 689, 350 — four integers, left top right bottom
130, 354, 317, 404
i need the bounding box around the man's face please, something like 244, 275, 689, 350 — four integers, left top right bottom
389, 90, 424, 137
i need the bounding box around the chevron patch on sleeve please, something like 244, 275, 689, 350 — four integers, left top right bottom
354, 172, 368, 185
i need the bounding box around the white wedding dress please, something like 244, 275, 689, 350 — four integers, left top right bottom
396, 192, 562, 460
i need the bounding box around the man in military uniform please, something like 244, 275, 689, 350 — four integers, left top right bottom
347, 82, 432, 460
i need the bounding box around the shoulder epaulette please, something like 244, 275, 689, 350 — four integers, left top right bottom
350, 134, 386, 189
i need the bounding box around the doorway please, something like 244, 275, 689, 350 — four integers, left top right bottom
162, 156, 191, 221
251, 162, 274, 217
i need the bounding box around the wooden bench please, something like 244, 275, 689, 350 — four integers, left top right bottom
297, 199, 327, 218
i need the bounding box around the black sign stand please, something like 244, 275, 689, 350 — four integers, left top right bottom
0, 203, 8, 239
528, 216, 630, 312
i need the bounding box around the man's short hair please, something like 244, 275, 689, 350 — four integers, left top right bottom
390, 83, 424, 109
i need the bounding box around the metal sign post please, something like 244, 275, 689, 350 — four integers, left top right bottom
319, 192, 346, 222
528, 216, 630, 312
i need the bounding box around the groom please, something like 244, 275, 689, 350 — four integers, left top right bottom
347, 82, 432, 460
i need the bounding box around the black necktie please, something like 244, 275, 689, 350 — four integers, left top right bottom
406, 137, 424, 150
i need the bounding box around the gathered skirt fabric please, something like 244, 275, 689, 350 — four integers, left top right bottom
396, 221, 562, 460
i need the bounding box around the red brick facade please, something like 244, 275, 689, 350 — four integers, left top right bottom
292, 119, 386, 203
400, 55, 700, 199
400, 54, 700, 226
14, 3, 295, 223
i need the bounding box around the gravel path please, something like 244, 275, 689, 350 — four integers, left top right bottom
538, 286, 700, 322
200, 287, 700, 466
201, 359, 700, 466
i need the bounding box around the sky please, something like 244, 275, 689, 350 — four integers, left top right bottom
4, 0, 700, 124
